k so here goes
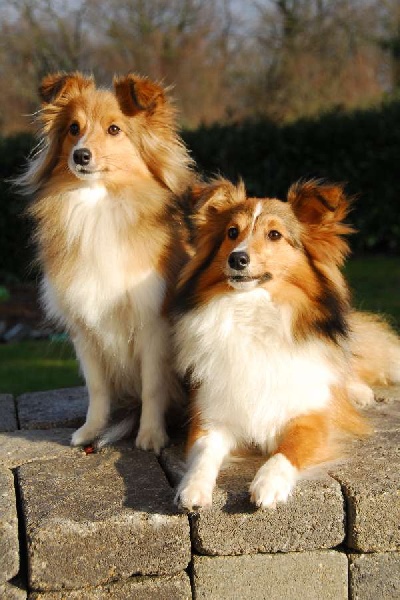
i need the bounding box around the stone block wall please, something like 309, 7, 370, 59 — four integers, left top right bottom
0, 386, 399, 599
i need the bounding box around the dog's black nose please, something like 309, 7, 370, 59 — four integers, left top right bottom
73, 148, 92, 166
228, 251, 250, 271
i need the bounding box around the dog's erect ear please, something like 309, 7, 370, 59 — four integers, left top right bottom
114, 74, 165, 116
190, 182, 228, 213
39, 72, 94, 105
288, 180, 353, 265
287, 180, 349, 225
191, 179, 246, 219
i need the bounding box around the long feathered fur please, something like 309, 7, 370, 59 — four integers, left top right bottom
173, 178, 399, 510
17, 72, 195, 453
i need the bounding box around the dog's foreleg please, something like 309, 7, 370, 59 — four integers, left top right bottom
176, 423, 233, 510
135, 319, 170, 454
71, 336, 111, 446
250, 412, 329, 508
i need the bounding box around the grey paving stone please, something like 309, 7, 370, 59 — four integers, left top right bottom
0, 394, 18, 432
349, 552, 400, 600
28, 572, 191, 599
18, 449, 191, 591
0, 467, 19, 583
0, 579, 27, 600
0, 429, 79, 469
365, 392, 400, 432
17, 387, 87, 430
192, 551, 348, 600
331, 430, 400, 551
160, 445, 345, 555
373, 384, 400, 403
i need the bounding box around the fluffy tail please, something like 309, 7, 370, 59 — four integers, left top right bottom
96, 414, 136, 449
349, 311, 400, 386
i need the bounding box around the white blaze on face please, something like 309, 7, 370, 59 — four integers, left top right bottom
251, 200, 263, 230
227, 200, 264, 291
233, 200, 263, 253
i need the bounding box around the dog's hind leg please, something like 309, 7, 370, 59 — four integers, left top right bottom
71, 335, 111, 446
349, 311, 400, 391
347, 377, 375, 407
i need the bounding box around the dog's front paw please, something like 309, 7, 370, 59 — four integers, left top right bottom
71, 424, 101, 447
175, 478, 213, 510
249, 453, 297, 509
135, 424, 169, 454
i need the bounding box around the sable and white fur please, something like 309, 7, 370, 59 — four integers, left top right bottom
173, 179, 400, 509
19, 72, 193, 452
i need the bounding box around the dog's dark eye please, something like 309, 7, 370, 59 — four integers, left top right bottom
268, 230, 282, 241
108, 124, 120, 136
69, 123, 80, 136
227, 226, 239, 240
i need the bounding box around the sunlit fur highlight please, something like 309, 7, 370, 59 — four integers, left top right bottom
174, 178, 400, 510
18, 72, 194, 452
348, 311, 400, 397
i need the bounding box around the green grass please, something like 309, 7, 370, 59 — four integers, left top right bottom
0, 340, 82, 396
0, 255, 398, 396
345, 255, 400, 330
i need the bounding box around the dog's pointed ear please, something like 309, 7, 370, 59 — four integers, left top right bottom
39, 72, 94, 105
287, 180, 349, 225
113, 74, 166, 116
288, 180, 353, 265
192, 179, 246, 219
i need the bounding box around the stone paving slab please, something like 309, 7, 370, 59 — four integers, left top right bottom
365, 392, 400, 432
160, 445, 345, 555
0, 394, 18, 432
349, 552, 400, 600
373, 384, 400, 404
0, 466, 19, 583
28, 572, 191, 600
17, 387, 87, 430
331, 429, 400, 552
0, 579, 27, 599
0, 429, 79, 469
192, 551, 348, 600
17, 449, 191, 591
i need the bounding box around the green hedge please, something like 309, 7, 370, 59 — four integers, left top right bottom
1, 101, 399, 280
183, 101, 400, 254
0, 133, 36, 281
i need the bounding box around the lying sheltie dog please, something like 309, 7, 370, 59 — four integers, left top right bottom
173, 179, 400, 509
19, 72, 193, 453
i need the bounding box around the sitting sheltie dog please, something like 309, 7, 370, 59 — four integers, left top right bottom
19, 72, 193, 453
174, 179, 400, 509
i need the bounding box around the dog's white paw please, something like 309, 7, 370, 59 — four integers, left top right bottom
71, 423, 102, 447
347, 381, 375, 407
175, 477, 213, 510
135, 424, 169, 454
249, 453, 297, 509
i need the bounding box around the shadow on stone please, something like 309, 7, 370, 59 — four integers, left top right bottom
17, 448, 191, 591
114, 448, 181, 516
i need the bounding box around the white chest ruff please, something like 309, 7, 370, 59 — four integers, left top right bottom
41, 185, 167, 362
175, 290, 337, 449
